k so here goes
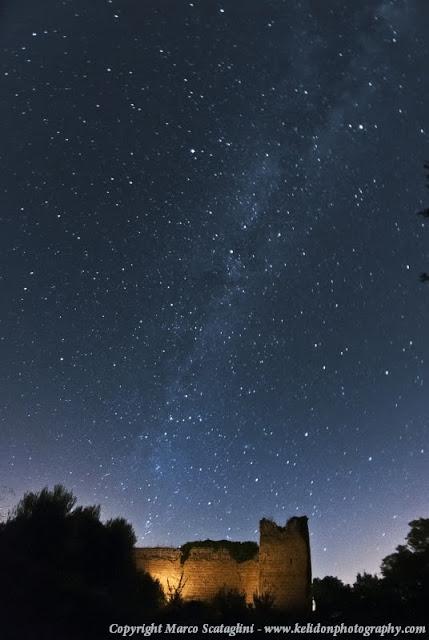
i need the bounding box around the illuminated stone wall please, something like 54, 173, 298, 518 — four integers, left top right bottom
134, 517, 311, 612
134, 546, 259, 604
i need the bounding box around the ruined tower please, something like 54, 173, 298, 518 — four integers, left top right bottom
258, 517, 312, 613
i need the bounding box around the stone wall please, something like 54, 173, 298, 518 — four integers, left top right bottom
134, 546, 259, 604
134, 547, 181, 597
134, 516, 311, 612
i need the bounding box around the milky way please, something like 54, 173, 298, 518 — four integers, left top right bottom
1, 0, 428, 582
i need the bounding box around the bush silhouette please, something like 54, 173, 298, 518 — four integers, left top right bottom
312, 576, 353, 619
211, 587, 249, 622
0, 485, 163, 639
253, 590, 276, 613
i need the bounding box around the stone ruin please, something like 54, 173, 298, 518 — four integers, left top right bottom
135, 516, 311, 613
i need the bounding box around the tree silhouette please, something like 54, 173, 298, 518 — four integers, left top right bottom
351, 572, 389, 620
312, 576, 353, 619
380, 518, 429, 620
0, 485, 163, 640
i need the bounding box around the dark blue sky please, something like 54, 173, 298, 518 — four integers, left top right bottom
1, 0, 428, 582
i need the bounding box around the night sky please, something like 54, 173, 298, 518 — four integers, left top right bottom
1, 0, 428, 583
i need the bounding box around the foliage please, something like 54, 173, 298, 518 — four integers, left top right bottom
313, 519, 429, 623
312, 576, 353, 618
166, 571, 187, 606
180, 539, 258, 564
404, 517, 429, 553
12, 484, 77, 520
0, 485, 163, 640
380, 518, 429, 619
211, 587, 249, 622
253, 591, 276, 613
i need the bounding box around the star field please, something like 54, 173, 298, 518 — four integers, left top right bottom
1, 0, 428, 583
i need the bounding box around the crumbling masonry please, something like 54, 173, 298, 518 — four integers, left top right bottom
134, 516, 311, 613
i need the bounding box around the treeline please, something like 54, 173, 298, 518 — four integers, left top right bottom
313, 517, 429, 622
0, 486, 427, 639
